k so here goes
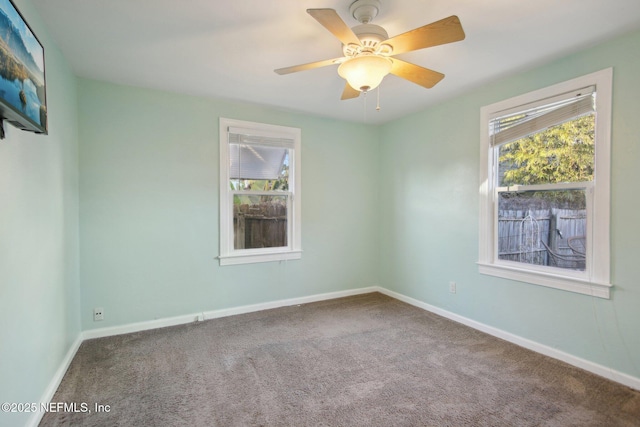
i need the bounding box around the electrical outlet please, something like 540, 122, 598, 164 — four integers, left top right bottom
449, 281, 457, 294
93, 307, 104, 321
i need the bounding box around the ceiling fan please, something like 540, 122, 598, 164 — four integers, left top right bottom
274, 0, 465, 100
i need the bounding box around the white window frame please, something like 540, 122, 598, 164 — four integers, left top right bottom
218, 118, 302, 266
478, 68, 612, 298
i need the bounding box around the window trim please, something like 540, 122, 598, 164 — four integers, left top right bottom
218, 118, 302, 266
478, 68, 612, 298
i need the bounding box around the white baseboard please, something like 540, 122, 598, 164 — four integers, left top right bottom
82, 312, 202, 340
202, 286, 379, 320
26, 335, 83, 427
81, 286, 379, 340
376, 287, 640, 391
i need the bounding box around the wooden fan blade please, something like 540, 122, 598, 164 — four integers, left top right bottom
390, 58, 445, 89
383, 15, 465, 55
307, 9, 361, 47
275, 57, 345, 75
341, 82, 360, 100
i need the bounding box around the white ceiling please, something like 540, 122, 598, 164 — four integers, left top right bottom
32, 0, 640, 124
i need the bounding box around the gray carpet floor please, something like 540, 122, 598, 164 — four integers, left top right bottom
41, 292, 640, 426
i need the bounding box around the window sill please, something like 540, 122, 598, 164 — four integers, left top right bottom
219, 250, 302, 266
477, 262, 611, 298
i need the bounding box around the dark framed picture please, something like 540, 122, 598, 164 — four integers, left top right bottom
0, 0, 47, 134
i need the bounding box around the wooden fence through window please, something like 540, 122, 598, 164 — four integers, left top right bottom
498, 208, 586, 270
234, 203, 287, 249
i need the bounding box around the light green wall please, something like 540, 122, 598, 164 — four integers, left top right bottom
0, 1, 80, 426
379, 29, 640, 379
77, 79, 381, 329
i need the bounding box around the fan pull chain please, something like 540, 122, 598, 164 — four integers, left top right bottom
363, 90, 367, 122
376, 86, 381, 111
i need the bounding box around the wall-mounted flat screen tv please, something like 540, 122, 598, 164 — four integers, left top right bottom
0, 0, 47, 135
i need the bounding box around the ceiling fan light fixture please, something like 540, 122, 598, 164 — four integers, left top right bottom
337, 55, 392, 92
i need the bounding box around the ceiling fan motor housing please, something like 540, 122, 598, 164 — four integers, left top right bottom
343, 24, 390, 56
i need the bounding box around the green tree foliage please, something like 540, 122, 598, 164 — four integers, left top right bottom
499, 114, 595, 186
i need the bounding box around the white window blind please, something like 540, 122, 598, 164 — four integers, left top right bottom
490, 87, 595, 147
228, 128, 292, 180
228, 127, 295, 148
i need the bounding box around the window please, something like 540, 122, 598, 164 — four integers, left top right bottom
478, 69, 612, 298
219, 118, 301, 265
